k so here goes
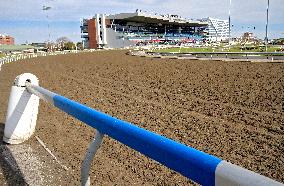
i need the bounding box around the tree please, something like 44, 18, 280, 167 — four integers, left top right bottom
76, 42, 83, 50
64, 42, 76, 50
56, 37, 70, 44
44, 40, 56, 52
56, 37, 72, 50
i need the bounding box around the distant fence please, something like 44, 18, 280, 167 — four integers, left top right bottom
0, 49, 97, 70
3, 73, 282, 186
145, 51, 284, 62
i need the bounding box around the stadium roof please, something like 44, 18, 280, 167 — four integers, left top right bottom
106, 12, 208, 27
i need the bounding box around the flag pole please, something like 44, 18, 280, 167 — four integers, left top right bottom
265, 0, 269, 52
228, 0, 232, 46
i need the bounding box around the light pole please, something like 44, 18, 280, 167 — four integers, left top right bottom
265, 0, 269, 52
43, 5, 51, 50
228, 0, 232, 46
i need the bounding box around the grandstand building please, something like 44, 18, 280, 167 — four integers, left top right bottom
201, 17, 229, 42
81, 11, 208, 49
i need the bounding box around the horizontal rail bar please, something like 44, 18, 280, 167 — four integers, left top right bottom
25, 82, 283, 186
147, 51, 284, 55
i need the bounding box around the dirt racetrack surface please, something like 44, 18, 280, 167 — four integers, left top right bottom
0, 50, 283, 185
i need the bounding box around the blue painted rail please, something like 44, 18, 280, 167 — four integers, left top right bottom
25, 82, 282, 186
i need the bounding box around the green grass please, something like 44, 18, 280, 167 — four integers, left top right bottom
266, 47, 281, 52
0, 53, 5, 58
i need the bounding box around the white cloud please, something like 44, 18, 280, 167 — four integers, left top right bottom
1, 0, 283, 24
0, 0, 283, 43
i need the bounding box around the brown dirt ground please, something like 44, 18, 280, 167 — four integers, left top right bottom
0, 50, 283, 185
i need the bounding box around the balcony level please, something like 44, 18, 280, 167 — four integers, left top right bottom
81, 34, 89, 38
81, 19, 88, 26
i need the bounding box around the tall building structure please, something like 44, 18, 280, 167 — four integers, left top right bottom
81, 11, 208, 49
201, 17, 229, 42
0, 34, 15, 45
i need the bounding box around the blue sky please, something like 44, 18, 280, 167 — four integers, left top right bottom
0, 0, 283, 44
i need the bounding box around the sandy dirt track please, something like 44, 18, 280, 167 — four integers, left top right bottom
0, 50, 283, 185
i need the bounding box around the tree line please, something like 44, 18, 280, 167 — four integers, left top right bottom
46, 37, 83, 51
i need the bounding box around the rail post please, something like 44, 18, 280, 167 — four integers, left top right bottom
3, 73, 40, 144
2, 73, 284, 185
81, 131, 104, 186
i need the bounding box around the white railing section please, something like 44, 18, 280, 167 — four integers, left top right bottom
0, 50, 98, 71
2, 73, 283, 186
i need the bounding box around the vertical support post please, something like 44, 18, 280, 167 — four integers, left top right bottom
81, 131, 104, 186
101, 14, 107, 47
265, 0, 270, 52
96, 14, 102, 48
228, 0, 232, 46
3, 73, 39, 144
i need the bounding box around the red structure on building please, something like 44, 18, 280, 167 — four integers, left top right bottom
0, 34, 15, 45
81, 15, 111, 49
87, 18, 97, 49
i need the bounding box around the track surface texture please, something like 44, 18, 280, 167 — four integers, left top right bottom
0, 50, 283, 185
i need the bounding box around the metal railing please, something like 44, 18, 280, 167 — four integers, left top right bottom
146, 51, 284, 61
3, 73, 283, 186
0, 50, 98, 71
24, 81, 282, 186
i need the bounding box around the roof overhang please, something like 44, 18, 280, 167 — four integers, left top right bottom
107, 12, 208, 27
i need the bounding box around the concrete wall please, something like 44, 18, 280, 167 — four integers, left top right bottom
105, 28, 135, 49
83, 16, 136, 49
